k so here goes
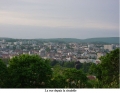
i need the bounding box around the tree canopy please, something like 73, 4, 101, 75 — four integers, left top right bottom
8, 54, 52, 88
0, 59, 8, 88
90, 48, 119, 88
63, 68, 88, 88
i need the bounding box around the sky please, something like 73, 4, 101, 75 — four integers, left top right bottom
0, 0, 119, 39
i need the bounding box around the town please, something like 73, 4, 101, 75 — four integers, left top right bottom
0, 39, 119, 65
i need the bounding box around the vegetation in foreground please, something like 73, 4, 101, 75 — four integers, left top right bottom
0, 49, 119, 88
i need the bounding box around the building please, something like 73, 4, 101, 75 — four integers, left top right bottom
95, 59, 101, 64
104, 45, 113, 51
97, 53, 104, 59
39, 48, 46, 57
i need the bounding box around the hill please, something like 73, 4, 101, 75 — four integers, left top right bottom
0, 37, 119, 44
37, 37, 119, 44
82, 37, 119, 44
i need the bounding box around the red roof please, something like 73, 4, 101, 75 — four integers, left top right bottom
87, 75, 96, 80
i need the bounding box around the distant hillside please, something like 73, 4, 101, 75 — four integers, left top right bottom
0, 37, 119, 44
37, 37, 119, 44
82, 37, 119, 44
37, 38, 81, 43
0, 37, 13, 40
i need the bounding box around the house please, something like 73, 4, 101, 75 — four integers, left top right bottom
104, 45, 113, 51
66, 57, 71, 61
39, 48, 46, 57
2, 54, 10, 59
97, 53, 104, 59
87, 75, 96, 80
95, 59, 101, 64
57, 49, 62, 53
0, 55, 3, 58
78, 58, 87, 63
87, 52, 97, 59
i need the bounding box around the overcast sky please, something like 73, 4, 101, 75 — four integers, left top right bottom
0, 0, 119, 39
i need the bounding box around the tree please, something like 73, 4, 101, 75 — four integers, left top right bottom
46, 47, 50, 52
63, 61, 75, 68
89, 63, 97, 75
82, 62, 92, 74
0, 59, 8, 88
63, 68, 88, 88
75, 61, 82, 70
51, 74, 66, 88
90, 48, 119, 88
8, 54, 52, 88
50, 60, 59, 67
50, 65, 67, 88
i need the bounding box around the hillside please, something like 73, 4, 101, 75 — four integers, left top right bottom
82, 37, 119, 44
37, 37, 119, 44
0, 37, 119, 44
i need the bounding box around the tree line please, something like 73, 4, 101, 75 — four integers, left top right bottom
0, 48, 119, 88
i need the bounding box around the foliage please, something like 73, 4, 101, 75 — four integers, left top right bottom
51, 75, 66, 88
8, 54, 52, 88
50, 67, 90, 88
46, 47, 50, 52
63, 61, 75, 68
81, 62, 93, 74
75, 61, 81, 70
89, 63, 97, 75
2, 58, 10, 66
90, 48, 119, 88
52, 65, 65, 76
50, 60, 60, 67
0, 59, 8, 88
63, 68, 88, 88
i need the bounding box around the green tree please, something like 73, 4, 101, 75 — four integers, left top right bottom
51, 75, 66, 88
89, 63, 97, 75
82, 62, 93, 74
90, 48, 119, 88
50, 60, 59, 67
0, 59, 8, 88
50, 65, 66, 88
63, 68, 88, 88
46, 47, 50, 52
8, 54, 52, 88
63, 61, 75, 68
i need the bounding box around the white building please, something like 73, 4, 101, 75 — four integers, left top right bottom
1, 44, 7, 49
88, 44, 94, 48
2, 39, 5, 43
87, 53, 97, 59
84, 48, 89, 51
0, 41, 2, 44
79, 58, 96, 63
19, 42, 23, 45
87, 59, 96, 63
104, 45, 113, 51
8, 42, 12, 45
97, 53, 104, 59
79, 59, 87, 63
66, 57, 71, 61
39, 48, 46, 57
14, 42, 18, 45
57, 49, 62, 53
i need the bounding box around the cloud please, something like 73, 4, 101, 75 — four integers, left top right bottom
0, 24, 118, 39
0, 0, 118, 39
0, 10, 118, 31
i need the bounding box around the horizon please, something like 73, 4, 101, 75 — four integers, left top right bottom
0, 36, 119, 40
0, 0, 119, 39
